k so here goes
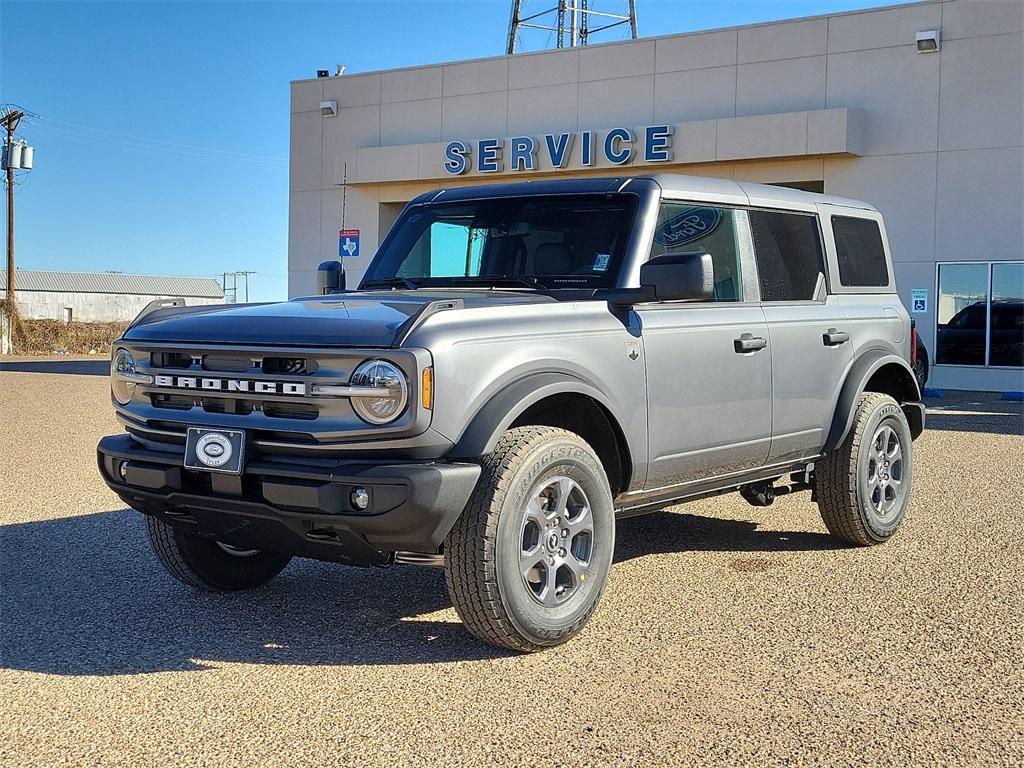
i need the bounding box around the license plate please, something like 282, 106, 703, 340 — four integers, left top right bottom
184, 428, 246, 475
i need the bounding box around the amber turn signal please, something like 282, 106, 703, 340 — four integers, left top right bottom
421, 367, 433, 410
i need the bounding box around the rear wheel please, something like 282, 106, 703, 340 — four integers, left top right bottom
816, 392, 914, 546
913, 340, 930, 391
145, 516, 291, 591
444, 426, 615, 652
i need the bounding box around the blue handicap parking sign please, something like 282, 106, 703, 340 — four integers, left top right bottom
913, 299, 926, 312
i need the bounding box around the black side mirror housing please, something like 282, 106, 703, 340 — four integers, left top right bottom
639, 252, 714, 302
316, 260, 346, 294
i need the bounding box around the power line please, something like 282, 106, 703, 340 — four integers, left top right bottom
38, 117, 287, 163
46, 187, 283, 222
28, 123, 287, 171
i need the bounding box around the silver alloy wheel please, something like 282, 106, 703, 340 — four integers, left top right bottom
864, 423, 906, 519
215, 541, 261, 557
519, 476, 594, 606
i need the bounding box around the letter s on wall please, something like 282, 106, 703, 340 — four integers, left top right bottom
444, 141, 470, 175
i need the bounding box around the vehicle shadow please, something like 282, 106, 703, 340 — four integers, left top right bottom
0, 359, 109, 376
923, 401, 1023, 437
0, 507, 838, 676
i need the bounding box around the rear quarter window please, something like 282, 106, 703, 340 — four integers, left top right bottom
832, 215, 890, 287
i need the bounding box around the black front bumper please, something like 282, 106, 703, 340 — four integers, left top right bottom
98, 434, 480, 567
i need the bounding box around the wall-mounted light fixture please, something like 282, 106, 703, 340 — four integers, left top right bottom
916, 30, 941, 53
320, 100, 338, 118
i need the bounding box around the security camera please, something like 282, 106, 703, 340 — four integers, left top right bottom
335, 65, 346, 77
320, 100, 338, 118
916, 30, 940, 53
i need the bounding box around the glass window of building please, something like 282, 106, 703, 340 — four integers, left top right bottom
936, 261, 1023, 368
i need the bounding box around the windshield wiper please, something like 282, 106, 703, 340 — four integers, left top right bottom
452, 275, 543, 289
361, 277, 420, 290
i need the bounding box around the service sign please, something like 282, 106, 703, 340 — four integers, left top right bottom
443, 125, 674, 175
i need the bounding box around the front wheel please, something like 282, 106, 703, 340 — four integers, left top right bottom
444, 426, 616, 652
146, 516, 292, 591
816, 392, 914, 546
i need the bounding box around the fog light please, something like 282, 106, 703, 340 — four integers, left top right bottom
118, 461, 129, 481
350, 487, 370, 511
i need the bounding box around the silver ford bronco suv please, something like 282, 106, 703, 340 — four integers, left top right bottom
98, 175, 924, 652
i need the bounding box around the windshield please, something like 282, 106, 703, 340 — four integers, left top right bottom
362, 194, 638, 289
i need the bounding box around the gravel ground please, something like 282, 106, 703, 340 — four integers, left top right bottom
2, 363, 1022, 767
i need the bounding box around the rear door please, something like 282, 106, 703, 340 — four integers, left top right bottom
748, 208, 854, 464
638, 202, 772, 490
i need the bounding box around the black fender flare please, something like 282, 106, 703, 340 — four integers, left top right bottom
823, 350, 924, 454
449, 371, 631, 460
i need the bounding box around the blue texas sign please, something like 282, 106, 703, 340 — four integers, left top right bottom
443, 125, 673, 175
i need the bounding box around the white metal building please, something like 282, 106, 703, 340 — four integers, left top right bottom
0, 270, 225, 323
289, 0, 1023, 391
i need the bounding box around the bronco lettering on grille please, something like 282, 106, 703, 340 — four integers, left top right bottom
152, 375, 307, 396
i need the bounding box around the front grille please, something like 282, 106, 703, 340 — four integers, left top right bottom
152, 393, 193, 410
262, 402, 318, 420
149, 350, 318, 377
150, 352, 194, 369
120, 343, 422, 457
262, 356, 315, 375
150, 392, 317, 420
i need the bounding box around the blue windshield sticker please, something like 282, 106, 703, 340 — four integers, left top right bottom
593, 253, 611, 272
654, 207, 722, 248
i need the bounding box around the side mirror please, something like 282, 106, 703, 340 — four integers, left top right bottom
639, 252, 714, 302
316, 260, 346, 294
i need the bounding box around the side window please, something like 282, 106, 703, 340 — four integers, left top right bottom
650, 204, 743, 302
748, 210, 826, 302
832, 215, 889, 287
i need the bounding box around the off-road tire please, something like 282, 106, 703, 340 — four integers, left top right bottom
913, 341, 930, 391
444, 426, 615, 652
816, 392, 914, 546
146, 516, 291, 591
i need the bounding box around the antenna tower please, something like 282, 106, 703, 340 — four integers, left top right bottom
506, 1, 638, 54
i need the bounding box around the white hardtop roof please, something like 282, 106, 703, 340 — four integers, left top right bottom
646, 173, 878, 212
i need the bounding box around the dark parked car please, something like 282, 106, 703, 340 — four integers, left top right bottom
937, 300, 1024, 367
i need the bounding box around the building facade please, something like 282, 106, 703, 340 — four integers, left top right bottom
289, 0, 1023, 391
0, 270, 225, 323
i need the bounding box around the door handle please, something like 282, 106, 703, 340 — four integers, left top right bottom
823, 328, 851, 346
734, 333, 768, 353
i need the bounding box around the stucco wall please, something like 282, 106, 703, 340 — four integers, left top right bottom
290, 0, 1023, 390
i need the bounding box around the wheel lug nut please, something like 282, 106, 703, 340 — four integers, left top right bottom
561, 528, 569, 537
548, 557, 555, 565
558, 547, 566, 557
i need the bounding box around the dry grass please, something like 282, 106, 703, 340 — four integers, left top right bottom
1, 301, 127, 354
18, 319, 128, 355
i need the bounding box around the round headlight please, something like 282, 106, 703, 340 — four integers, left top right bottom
350, 359, 408, 425
111, 348, 137, 405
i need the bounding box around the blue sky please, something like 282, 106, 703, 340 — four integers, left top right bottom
2, 0, 911, 302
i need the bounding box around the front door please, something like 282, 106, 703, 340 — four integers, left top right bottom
638, 202, 772, 491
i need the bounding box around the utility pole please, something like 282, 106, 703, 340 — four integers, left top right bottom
2, 109, 25, 308
221, 271, 255, 303
236, 271, 256, 302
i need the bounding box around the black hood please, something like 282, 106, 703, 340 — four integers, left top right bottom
122, 290, 558, 347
